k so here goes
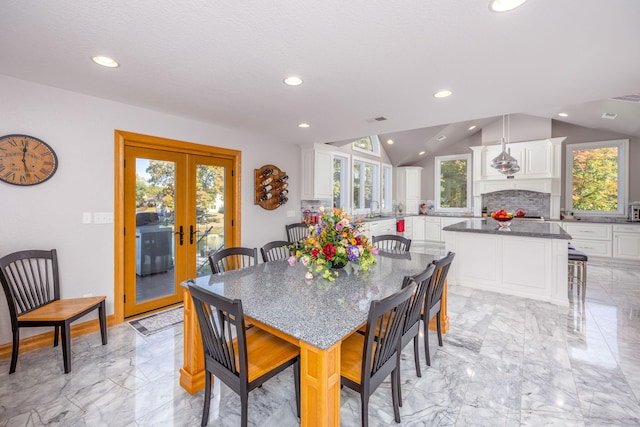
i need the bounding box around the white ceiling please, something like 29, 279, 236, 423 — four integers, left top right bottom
1, 1, 639, 165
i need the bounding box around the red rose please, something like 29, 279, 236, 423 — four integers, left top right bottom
322, 243, 336, 260
311, 248, 320, 259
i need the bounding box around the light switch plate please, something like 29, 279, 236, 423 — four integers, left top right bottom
82, 212, 92, 224
94, 212, 114, 224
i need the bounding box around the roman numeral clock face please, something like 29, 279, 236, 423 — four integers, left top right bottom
0, 134, 58, 186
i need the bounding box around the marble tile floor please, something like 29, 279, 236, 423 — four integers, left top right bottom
1, 259, 640, 426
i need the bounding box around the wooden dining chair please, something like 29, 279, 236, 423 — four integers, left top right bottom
208, 247, 258, 274
0, 249, 107, 374
340, 282, 416, 427
421, 251, 456, 366
371, 234, 412, 252
189, 284, 300, 427
260, 240, 291, 263
285, 222, 309, 245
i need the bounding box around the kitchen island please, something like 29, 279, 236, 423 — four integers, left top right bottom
443, 218, 571, 306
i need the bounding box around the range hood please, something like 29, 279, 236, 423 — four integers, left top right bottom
471, 137, 566, 219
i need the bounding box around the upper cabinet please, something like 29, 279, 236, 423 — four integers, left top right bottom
395, 166, 422, 215
301, 144, 335, 200
472, 138, 562, 181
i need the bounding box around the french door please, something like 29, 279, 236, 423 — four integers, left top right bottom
121, 142, 236, 318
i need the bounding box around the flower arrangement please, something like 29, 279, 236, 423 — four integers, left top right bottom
288, 207, 378, 281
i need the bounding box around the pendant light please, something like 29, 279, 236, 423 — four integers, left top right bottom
490, 114, 520, 175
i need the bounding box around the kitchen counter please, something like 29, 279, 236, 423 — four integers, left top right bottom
443, 218, 569, 306
443, 218, 572, 239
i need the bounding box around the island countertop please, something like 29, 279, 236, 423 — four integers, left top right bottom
443, 218, 572, 239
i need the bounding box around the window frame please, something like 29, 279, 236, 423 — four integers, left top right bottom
434, 153, 472, 213
332, 153, 351, 212
565, 139, 629, 217
381, 162, 393, 214
351, 155, 381, 215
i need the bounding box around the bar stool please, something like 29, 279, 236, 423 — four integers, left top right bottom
568, 248, 588, 301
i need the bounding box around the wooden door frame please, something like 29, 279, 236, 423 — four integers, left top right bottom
113, 130, 241, 323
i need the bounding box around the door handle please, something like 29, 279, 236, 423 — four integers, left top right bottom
176, 226, 184, 246
190, 225, 197, 245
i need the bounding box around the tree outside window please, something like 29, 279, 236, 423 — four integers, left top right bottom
566, 139, 628, 215
435, 154, 471, 212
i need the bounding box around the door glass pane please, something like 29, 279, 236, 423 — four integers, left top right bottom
195, 164, 226, 277
135, 158, 176, 303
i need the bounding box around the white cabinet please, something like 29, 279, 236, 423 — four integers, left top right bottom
613, 224, 640, 261
563, 222, 612, 258
425, 217, 441, 242
365, 219, 396, 239
395, 167, 422, 215
412, 216, 426, 241
473, 139, 559, 181
301, 144, 334, 200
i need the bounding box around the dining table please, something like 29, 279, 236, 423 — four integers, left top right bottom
179, 250, 448, 427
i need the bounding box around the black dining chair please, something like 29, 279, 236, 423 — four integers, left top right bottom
0, 249, 107, 374
208, 247, 258, 274
189, 285, 300, 427
340, 282, 416, 426
421, 251, 456, 366
286, 222, 309, 245
260, 240, 291, 263
372, 234, 412, 252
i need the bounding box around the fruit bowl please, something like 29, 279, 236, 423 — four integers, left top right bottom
491, 210, 513, 228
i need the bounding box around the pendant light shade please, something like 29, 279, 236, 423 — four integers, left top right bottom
490, 115, 520, 175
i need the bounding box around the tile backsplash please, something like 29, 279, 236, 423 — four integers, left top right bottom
482, 190, 550, 218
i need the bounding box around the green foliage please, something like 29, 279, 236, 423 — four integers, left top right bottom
440, 159, 467, 208
572, 147, 618, 211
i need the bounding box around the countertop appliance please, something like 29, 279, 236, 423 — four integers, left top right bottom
629, 202, 640, 222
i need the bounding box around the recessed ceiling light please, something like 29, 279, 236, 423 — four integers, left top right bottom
284, 76, 303, 86
433, 90, 453, 98
489, 0, 528, 12
468, 125, 477, 131
298, 123, 310, 128
386, 139, 394, 145
419, 151, 426, 155
558, 112, 569, 117
92, 56, 119, 68
601, 112, 618, 120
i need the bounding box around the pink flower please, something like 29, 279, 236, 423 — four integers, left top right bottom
371, 247, 379, 255
287, 256, 297, 266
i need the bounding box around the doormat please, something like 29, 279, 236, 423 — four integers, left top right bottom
128, 306, 184, 336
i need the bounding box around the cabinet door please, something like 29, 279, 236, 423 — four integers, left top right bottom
302, 148, 333, 199
406, 168, 421, 199
412, 216, 426, 241
525, 144, 552, 177
613, 233, 640, 260
570, 238, 612, 258
425, 220, 441, 241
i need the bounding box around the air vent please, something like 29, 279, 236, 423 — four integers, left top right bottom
374, 116, 387, 122
612, 94, 640, 103
436, 135, 447, 142
601, 112, 618, 120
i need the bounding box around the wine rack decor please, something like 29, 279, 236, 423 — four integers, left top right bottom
254, 164, 289, 210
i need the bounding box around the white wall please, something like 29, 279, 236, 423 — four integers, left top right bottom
0, 75, 302, 344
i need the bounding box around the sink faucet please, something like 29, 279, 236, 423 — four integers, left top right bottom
369, 200, 379, 218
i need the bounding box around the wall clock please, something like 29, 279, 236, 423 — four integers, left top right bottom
0, 134, 58, 186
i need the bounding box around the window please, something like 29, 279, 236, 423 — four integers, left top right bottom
351, 135, 380, 157
435, 154, 471, 212
332, 154, 350, 210
381, 163, 393, 212
566, 139, 628, 216
352, 157, 380, 213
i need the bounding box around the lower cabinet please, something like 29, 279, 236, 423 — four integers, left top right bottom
563, 222, 613, 258
613, 225, 640, 261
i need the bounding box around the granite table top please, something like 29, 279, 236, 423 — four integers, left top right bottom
183, 251, 435, 350
442, 218, 572, 239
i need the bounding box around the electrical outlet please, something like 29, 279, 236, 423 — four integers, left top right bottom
82, 212, 92, 224
94, 212, 114, 224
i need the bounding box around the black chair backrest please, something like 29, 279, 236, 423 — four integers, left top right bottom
260, 240, 291, 263
402, 263, 436, 334
189, 285, 249, 384
0, 249, 60, 320
362, 282, 416, 384
209, 247, 258, 274
286, 223, 309, 245
372, 234, 412, 252
427, 252, 456, 314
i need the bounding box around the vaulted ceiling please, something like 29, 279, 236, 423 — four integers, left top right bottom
1, 1, 638, 165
